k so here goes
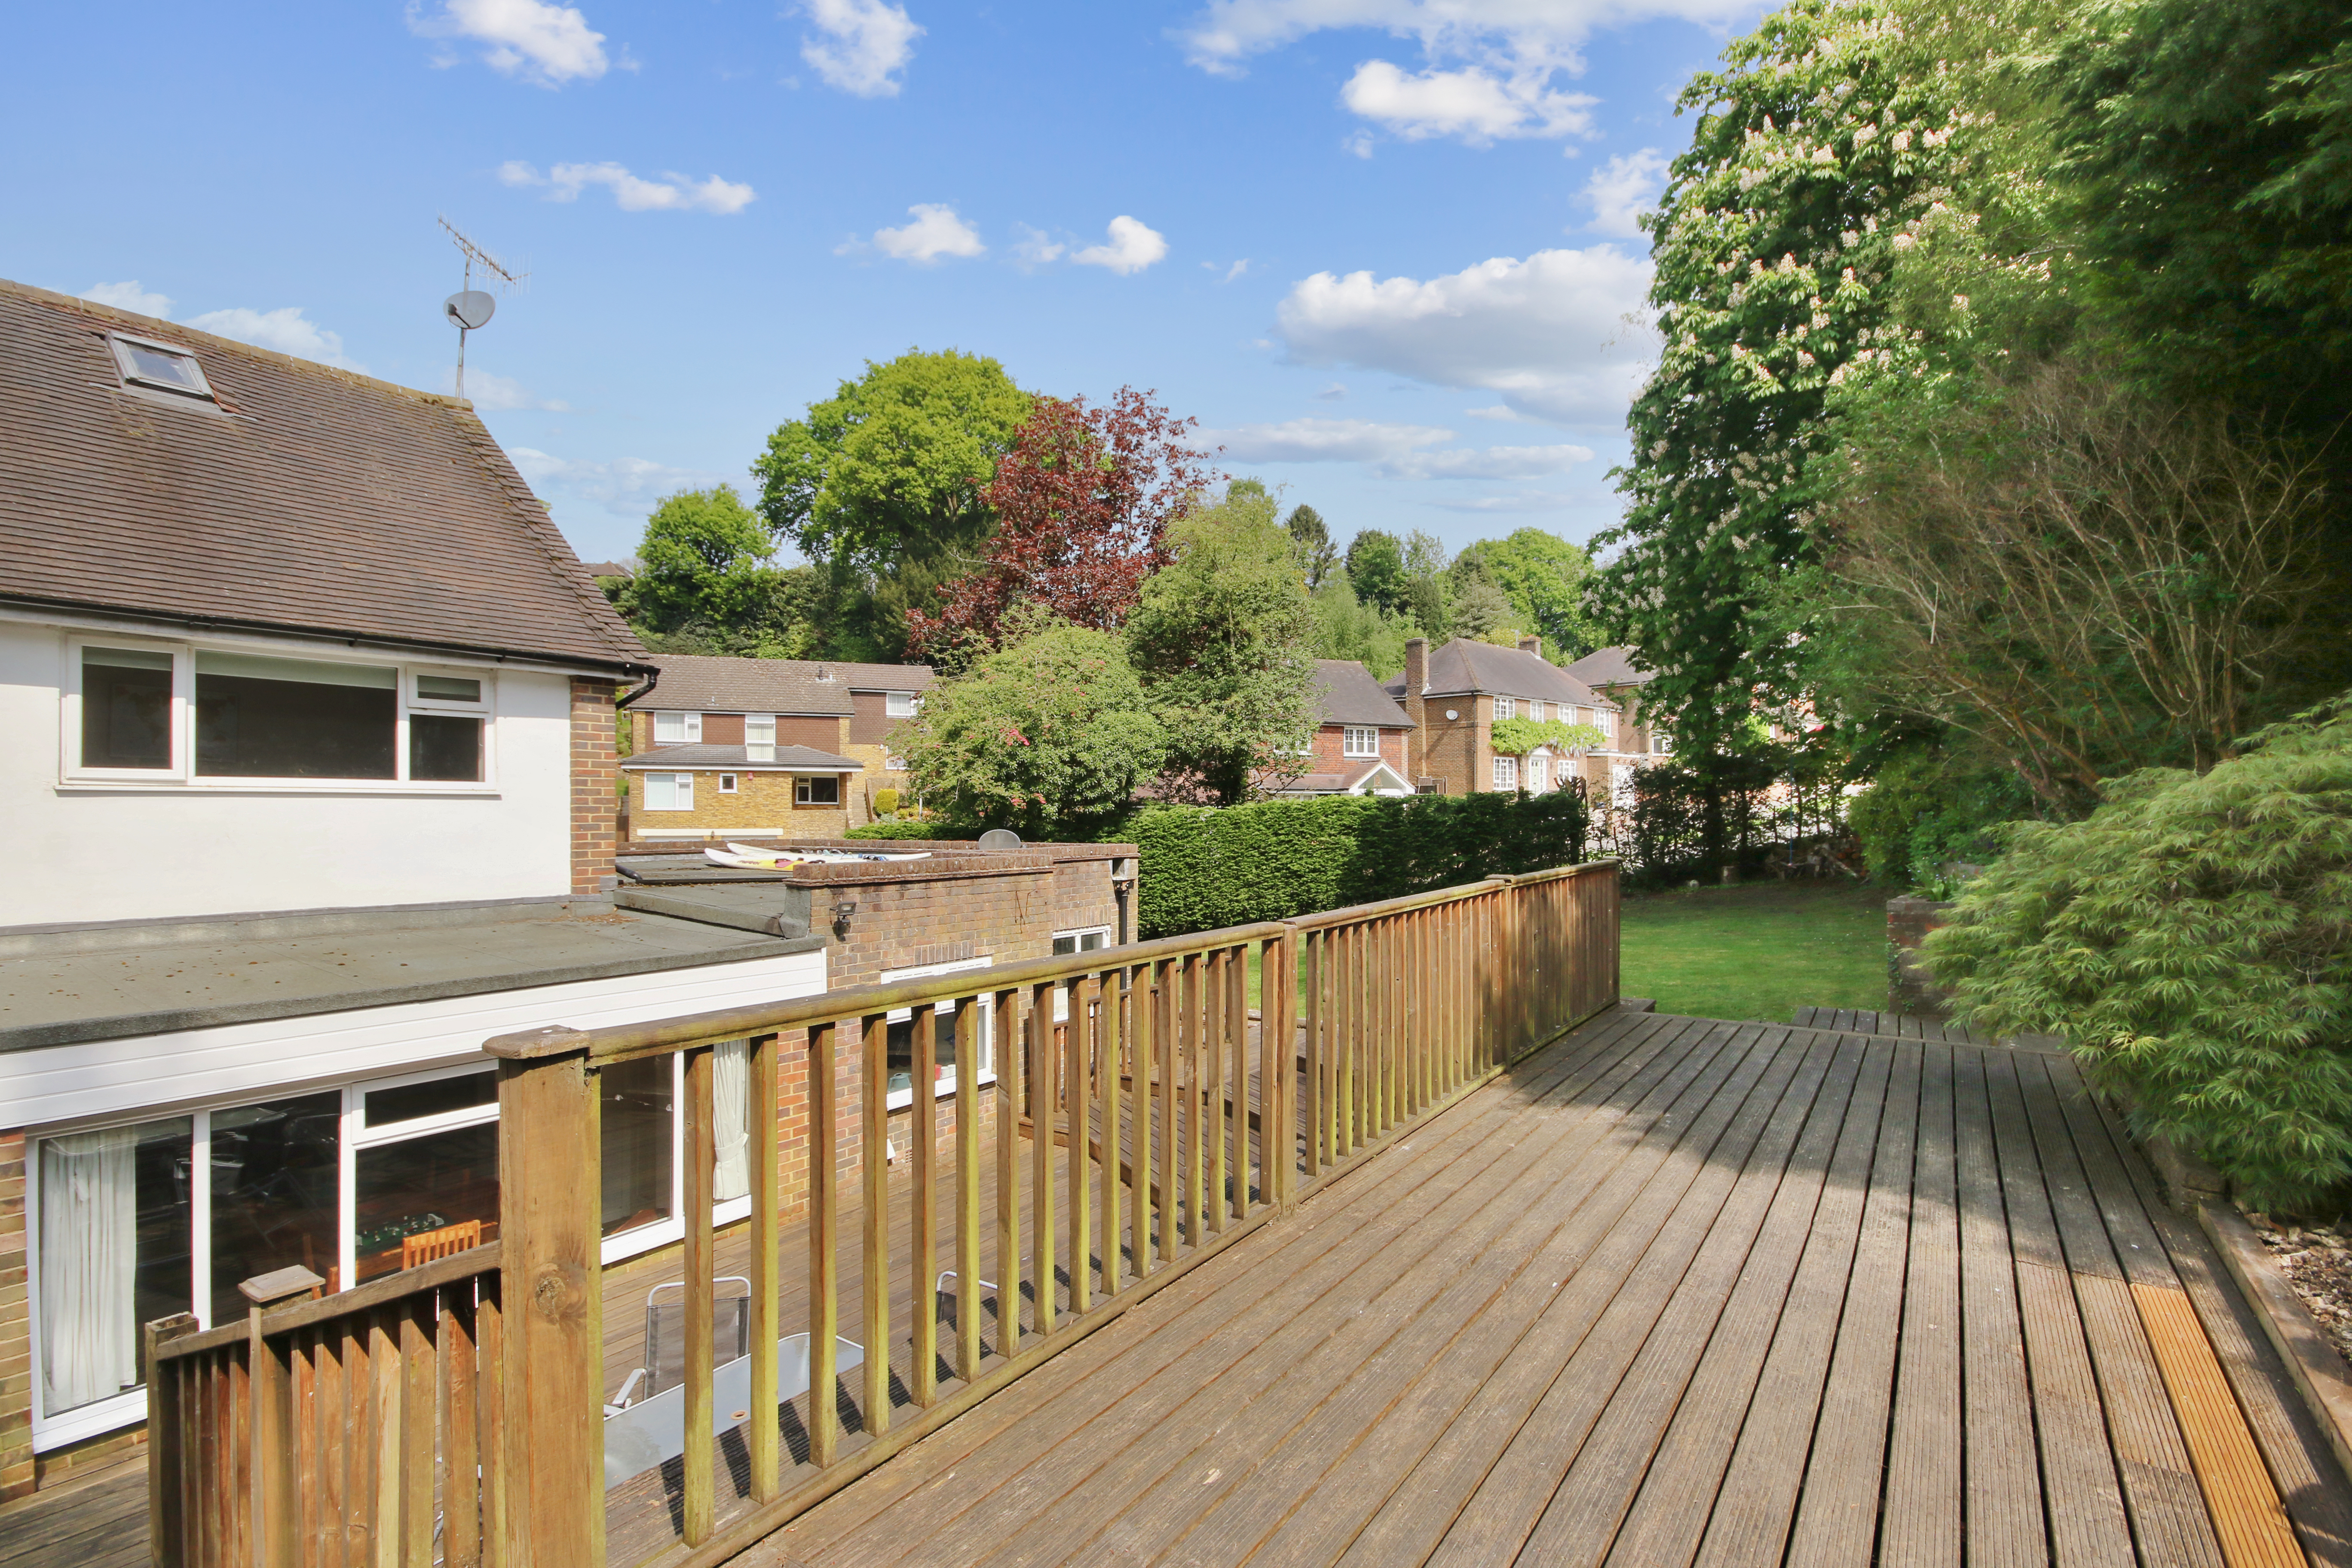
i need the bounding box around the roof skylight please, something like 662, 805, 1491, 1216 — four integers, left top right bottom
109, 335, 214, 401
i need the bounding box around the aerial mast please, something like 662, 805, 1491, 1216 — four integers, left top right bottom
437, 216, 527, 401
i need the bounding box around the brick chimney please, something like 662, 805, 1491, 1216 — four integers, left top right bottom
1518, 634, 1543, 656
1402, 637, 1428, 778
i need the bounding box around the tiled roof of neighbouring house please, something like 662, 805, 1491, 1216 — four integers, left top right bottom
1386, 639, 1616, 710
618, 743, 864, 772
641, 653, 936, 715
0, 279, 646, 670
1313, 660, 1416, 728
1563, 646, 1657, 689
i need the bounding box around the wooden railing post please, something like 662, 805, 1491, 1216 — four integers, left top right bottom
492, 1032, 603, 1568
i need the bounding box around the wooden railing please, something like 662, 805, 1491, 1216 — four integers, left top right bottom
140, 862, 1616, 1567
145, 1243, 504, 1567
486, 861, 1617, 1566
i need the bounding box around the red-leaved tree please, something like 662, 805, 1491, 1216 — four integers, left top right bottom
906, 387, 1219, 662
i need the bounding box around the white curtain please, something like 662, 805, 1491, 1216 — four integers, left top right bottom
714, 1040, 752, 1202
39, 1129, 138, 1415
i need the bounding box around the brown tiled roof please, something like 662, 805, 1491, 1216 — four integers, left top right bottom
640, 654, 934, 714
1564, 646, 1655, 689
0, 279, 645, 670
1386, 638, 1616, 710
1313, 660, 1415, 728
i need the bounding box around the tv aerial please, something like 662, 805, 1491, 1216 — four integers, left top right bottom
438, 216, 527, 401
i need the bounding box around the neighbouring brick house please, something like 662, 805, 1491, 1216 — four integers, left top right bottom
1389, 636, 1622, 797
1563, 645, 1673, 808
0, 280, 845, 1498
621, 654, 934, 837
1261, 659, 1418, 797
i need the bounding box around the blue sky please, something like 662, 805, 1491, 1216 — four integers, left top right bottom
3, 0, 1763, 566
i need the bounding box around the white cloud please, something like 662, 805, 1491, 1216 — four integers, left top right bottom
411, 0, 609, 86
508, 448, 729, 512
1315, 382, 1348, 400
1582, 147, 1668, 235
1465, 403, 1529, 420
500, 160, 755, 214
448, 368, 569, 410
1175, 0, 1739, 77
80, 281, 174, 317
1430, 490, 1582, 513
799, 0, 922, 96
1199, 416, 1590, 479
856, 203, 986, 262
1342, 129, 1375, 158
1275, 245, 1655, 425
1341, 61, 1593, 143
184, 307, 363, 371
1014, 224, 1066, 265
1072, 215, 1169, 275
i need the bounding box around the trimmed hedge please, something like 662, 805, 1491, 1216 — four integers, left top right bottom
843, 820, 951, 840
1128, 790, 1589, 939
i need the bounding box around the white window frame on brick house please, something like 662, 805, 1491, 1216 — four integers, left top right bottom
1492, 755, 1518, 790
744, 714, 775, 747
878, 955, 996, 1110
1049, 927, 1114, 1022
1652, 729, 1673, 755
59, 633, 500, 794
885, 691, 921, 718
1342, 726, 1378, 758
717, 773, 739, 794
1493, 696, 1515, 722
1598, 707, 1617, 746
653, 710, 702, 744
795, 775, 841, 805
641, 772, 695, 811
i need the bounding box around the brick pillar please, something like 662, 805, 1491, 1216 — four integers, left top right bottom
1403, 638, 1427, 780
0, 1128, 31, 1503
571, 677, 621, 895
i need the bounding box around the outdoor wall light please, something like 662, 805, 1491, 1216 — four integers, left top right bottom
831, 899, 858, 938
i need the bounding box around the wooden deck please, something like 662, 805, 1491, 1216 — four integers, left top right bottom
16, 1009, 2352, 1567
741, 1010, 2352, 1568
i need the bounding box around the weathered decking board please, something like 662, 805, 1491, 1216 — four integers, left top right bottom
743, 1012, 2352, 1568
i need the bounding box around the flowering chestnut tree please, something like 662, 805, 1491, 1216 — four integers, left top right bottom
907, 387, 1218, 663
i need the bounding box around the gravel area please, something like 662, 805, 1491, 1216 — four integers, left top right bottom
2245, 1209, 2352, 1364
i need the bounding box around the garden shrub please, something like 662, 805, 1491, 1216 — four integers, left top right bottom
873, 786, 900, 818
1127, 789, 1589, 940
1924, 697, 2352, 1209
843, 820, 951, 840
1847, 746, 2037, 890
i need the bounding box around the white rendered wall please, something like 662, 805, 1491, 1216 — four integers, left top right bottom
0, 616, 580, 926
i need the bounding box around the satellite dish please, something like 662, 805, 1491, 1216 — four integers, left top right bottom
977, 828, 1023, 851
444, 290, 496, 331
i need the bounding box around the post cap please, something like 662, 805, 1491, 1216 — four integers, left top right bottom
238, 1265, 325, 1305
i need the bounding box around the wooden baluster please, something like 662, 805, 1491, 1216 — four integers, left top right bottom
1300, 931, 1321, 1178
1029, 984, 1057, 1336
1155, 960, 1177, 1264
1206, 949, 1228, 1235
861, 1011, 891, 1438
1228, 946, 1249, 1217
143, 1320, 187, 1568
1268, 930, 1295, 1210
1068, 974, 1096, 1314
953, 997, 983, 1381
231, 1340, 254, 1568
477, 1274, 506, 1564
241, 1305, 290, 1568
683, 1043, 717, 1543
995, 989, 1022, 1357
319, 1321, 349, 1566
749, 1032, 781, 1501
442, 1287, 482, 1568
912, 1005, 939, 1408
1131, 965, 1157, 1280
1176, 954, 1200, 1249
401, 1296, 434, 1565
807, 1021, 840, 1466
373, 1309, 402, 1568
1097, 970, 1123, 1298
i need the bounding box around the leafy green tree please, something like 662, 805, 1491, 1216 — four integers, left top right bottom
1308, 578, 1421, 680
1286, 504, 1338, 589
611, 485, 824, 656
899, 613, 1168, 838
1344, 530, 1408, 614
752, 349, 1031, 661
1452, 530, 1601, 658
1447, 568, 1518, 643
1126, 487, 1320, 805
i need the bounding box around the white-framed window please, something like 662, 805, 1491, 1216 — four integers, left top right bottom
885, 692, 920, 718
1652, 729, 1673, 755
1342, 726, 1378, 758
1493, 696, 1516, 722
1492, 756, 1518, 789
1528, 701, 1548, 722
795, 775, 841, 805
1050, 928, 1114, 1022
879, 956, 997, 1109
744, 714, 775, 747
109, 333, 214, 401
61, 636, 495, 790
1598, 708, 1617, 744
653, 711, 702, 745
641, 772, 695, 811
885, 755, 911, 772
717, 773, 739, 794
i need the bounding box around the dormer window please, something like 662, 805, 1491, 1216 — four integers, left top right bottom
109, 335, 214, 401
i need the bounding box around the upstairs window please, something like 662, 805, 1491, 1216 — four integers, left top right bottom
196, 653, 398, 779
744, 714, 775, 747
1528, 701, 1547, 722
885, 692, 920, 718
1493, 697, 1516, 722
1343, 726, 1378, 758
1598, 709, 1617, 742
653, 711, 701, 745
109, 335, 214, 401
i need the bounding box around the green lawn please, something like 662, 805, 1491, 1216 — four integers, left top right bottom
1620, 882, 1890, 1024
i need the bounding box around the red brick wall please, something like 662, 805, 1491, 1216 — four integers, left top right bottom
849, 690, 916, 748
571, 678, 621, 895
701, 712, 746, 746
1305, 723, 1407, 775
0, 1128, 27, 1502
